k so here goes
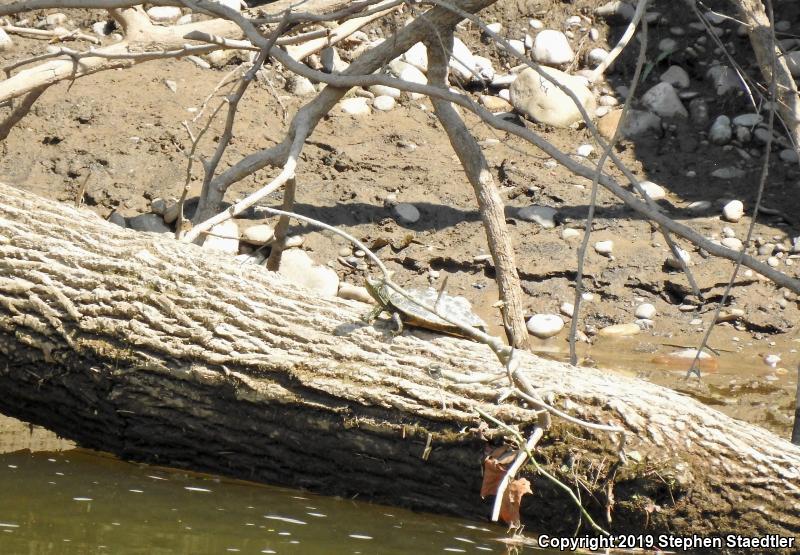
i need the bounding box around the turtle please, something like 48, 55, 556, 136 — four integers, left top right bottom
364, 277, 488, 338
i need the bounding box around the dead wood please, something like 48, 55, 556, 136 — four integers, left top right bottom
0, 183, 798, 548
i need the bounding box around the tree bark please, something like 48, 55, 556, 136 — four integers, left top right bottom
0, 183, 798, 547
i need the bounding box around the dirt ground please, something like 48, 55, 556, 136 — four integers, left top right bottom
1, 0, 798, 439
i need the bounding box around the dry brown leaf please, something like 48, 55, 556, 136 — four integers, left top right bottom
480, 445, 515, 498
499, 477, 533, 527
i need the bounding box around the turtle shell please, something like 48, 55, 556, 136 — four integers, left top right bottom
386, 286, 487, 334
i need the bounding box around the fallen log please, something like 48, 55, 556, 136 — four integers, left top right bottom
0, 183, 798, 547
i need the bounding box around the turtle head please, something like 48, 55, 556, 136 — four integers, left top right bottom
365, 276, 390, 305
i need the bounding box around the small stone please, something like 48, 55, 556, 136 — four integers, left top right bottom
92, 21, 111, 36
203, 220, 239, 254
402, 42, 428, 72
393, 202, 420, 224
666, 248, 691, 269
284, 235, 304, 249
337, 283, 373, 304
530, 19, 544, 30
518, 205, 558, 228
767, 256, 779, 267
687, 200, 711, 212
597, 323, 640, 337
641, 82, 688, 118
635, 303, 656, 319
507, 39, 525, 55
163, 79, 177, 93
709, 115, 732, 145
779, 149, 799, 163
638, 181, 666, 200
660, 65, 690, 88
45, 13, 68, 27
286, 75, 316, 96
732, 113, 762, 127
561, 228, 581, 240
278, 249, 339, 297
576, 144, 594, 157
397, 65, 427, 99
146, 6, 182, 23
0, 29, 13, 51
587, 47, 608, 66
339, 97, 371, 116
373, 95, 396, 111
707, 65, 741, 95
485, 22, 502, 34
721, 237, 743, 250
532, 30, 575, 65
150, 198, 167, 215
712, 167, 745, 179
689, 98, 709, 127
368, 84, 401, 99
658, 38, 677, 52
597, 109, 661, 139
594, 240, 614, 255
560, 302, 575, 317
526, 314, 565, 338
479, 94, 512, 112
241, 224, 275, 245
598, 95, 618, 107
721, 226, 736, 238
721, 200, 744, 222
108, 211, 126, 228
128, 213, 171, 234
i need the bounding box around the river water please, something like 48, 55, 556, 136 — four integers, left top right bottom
0, 416, 541, 555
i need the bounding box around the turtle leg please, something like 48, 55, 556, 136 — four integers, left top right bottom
391, 312, 404, 335
364, 304, 384, 323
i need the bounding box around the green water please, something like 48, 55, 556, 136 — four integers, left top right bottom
0, 419, 537, 555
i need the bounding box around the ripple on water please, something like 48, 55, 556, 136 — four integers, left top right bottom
264, 515, 306, 525
184, 486, 212, 493
349, 534, 372, 540
72, 497, 92, 501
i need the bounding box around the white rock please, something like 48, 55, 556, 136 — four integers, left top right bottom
241, 224, 275, 245
660, 65, 690, 89
373, 95, 396, 111
721, 237, 743, 250
472, 55, 496, 81
598, 323, 640, 337
560, 302, 575, 317
594, 240, 614, 255
208, 0, 240, 12
576, 144, 593, 157
638, 181, 666, 200
507, 39, 525, 55
709, 115, 732, 145
45, 13, 68, 27
599, 95, 618, 107
565, 15, 582, 27
498, 89, 511, 102
321, 47, 347, 73
732, 113, 762, 127
641, 82, 688, 118
450, 37, 480, 81
666, 248, 691, 269
0, 28, 13, 51
340, 97, 371, 116
524, 34, 534, 50
561, 228, 581, 240
337, 283, 373, 304
398, 65, 427, 99
491, 74, 516, 87
393, 202, 420, 224
146, 6, 182, 23
589, 28, 600, 41
587, 47, 609, 66
203, 220, 239, 254
368, 84, 401, 98
485, 22, 502, 34
286, 75, 316, 96
150, 198, 167, 215
529, 19, 544, 30
480, 95, 511, 111
635, 303, 657, 319
532, 30, 575, 65
518, 205, 558, 228
767, 256, 780, 267
721, 226, 736, 238
92, 21, 111, 36
722, 199, 744, 222
278, 249, 339, 297
526, 314, 565, 338
712, 167, 745, 179
402, 42, 428, 72
510, 67, 596, 128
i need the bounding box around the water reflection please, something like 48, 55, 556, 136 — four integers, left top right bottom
0, 418, 542, 555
